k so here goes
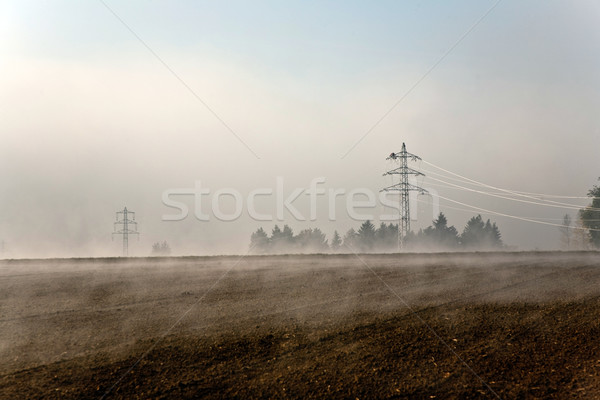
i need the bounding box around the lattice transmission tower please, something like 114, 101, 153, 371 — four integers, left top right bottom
113, 207, 139, 256
382, 143, 428, 250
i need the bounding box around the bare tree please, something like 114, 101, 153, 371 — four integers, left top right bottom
559, 214, 572, 250
579, 178, 600, 248
571, 216, 591, 250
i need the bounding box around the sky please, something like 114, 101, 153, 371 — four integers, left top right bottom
1, 0, 599, 257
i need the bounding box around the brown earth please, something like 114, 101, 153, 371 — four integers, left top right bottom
1, 252, 600, 399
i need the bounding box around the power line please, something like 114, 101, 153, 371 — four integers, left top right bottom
112, 207, 139, 257
424, 175, 592, 211
416, 196, 600, 223
421, 168, 593, 201
382, 143, 429, 250
422, 159, 600, 212
431, 193, 600, 232
422, 159, 599, 206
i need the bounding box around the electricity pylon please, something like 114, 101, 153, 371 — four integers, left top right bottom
382, 143, 428, 250
113, 207, 139, 256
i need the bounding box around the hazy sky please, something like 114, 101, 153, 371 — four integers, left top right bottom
1, 1, 599, 257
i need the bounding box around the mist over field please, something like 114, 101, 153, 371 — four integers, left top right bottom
2, 1, 600, 398
3, 252, 600, 398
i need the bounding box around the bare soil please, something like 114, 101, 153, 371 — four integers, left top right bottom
1, 252, 600, 399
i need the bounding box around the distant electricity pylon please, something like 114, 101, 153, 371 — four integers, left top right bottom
113, 207, 139, 257
382, 143, 429, 250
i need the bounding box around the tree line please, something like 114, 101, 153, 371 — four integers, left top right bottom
150, 179, 600, 256
249, 212, 503, 254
